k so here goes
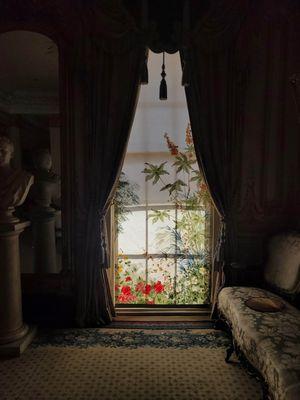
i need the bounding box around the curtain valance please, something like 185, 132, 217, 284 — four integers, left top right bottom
189, 0, 250, 53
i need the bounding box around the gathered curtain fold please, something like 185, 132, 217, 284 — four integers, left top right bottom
182, 0, 249, 314
70, 33, 144, 327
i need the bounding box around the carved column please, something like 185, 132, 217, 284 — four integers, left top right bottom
49, 115, 61, 175
0, 219, 36, 356
32, 207, 58, 273
31, 149, 60, 274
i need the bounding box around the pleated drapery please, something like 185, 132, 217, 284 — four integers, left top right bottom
69, 32, 145, 326
182, 0, 250, 314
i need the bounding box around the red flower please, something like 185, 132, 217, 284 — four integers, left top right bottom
121, 286, 131, 295
144, 284, 152, 295
154, 281, 164, 294
125, 276, 132, 282
115, 285, 120, 292
117, 294, 128, 303
135, 282, 145, 293
118, 293, 137, 304
146, 299, 155, 304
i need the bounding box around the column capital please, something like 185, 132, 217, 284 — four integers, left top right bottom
0, 220, 30, 234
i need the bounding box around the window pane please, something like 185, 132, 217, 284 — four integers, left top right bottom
148, 209, 176, 254
118, 210, 146, 254
115, 257, 147, 304
121, 154, 146, 204
146, 154, 176, 204
176, 258, 210, 305
147, 257, 175, 304
176, 209, 207, 256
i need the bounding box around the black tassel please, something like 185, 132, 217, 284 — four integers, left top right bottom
141, 55, 148, 85
159, 52, 167, 100
159, 77, 167, 100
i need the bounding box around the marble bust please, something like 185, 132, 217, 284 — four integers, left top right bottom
31, 149, 60, 211
0, 136, 34, 223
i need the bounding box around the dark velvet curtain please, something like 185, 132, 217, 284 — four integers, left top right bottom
182, 0, 250, 313
69, 25, 144, 326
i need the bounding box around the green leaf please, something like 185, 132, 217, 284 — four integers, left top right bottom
142, 162, 169, 184
148, 210, 170, 223
167, 179, 187, 195
160, 184, 172, 192
172, 153, 195, 173
190, 170, 203, 183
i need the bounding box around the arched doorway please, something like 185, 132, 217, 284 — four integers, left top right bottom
0, 30, 62, 274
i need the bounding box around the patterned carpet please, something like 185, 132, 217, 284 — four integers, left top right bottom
0, 329, 262, 400
109, 321, 214, 330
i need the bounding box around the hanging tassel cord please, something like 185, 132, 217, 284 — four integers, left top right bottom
159, 52, 168, 100
161, 52, 166, 79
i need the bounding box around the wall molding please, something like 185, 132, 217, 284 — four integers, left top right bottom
0, 90, 59, 114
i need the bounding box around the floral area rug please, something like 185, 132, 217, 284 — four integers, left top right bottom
32, 328, 228, 349
0, 329, 262, 400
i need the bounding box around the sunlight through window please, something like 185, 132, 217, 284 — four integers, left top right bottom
114, 51, 211, 306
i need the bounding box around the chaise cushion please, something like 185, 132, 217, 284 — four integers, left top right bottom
218, 286, 300, 400
264, 232, 300, 295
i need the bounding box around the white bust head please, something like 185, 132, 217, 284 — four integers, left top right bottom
0, 136, 33, 221
34, 149, 52, 172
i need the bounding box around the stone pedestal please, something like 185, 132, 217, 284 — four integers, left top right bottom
0, 220, 35, 356
33, 208, 58, 273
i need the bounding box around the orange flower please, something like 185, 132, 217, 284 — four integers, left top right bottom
185, 123, 193, 145
164, 133, 179, 156
199, 182, 207, 192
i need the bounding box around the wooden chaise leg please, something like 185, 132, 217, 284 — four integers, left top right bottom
225, 342, 234, 363
262, 381, 271, 400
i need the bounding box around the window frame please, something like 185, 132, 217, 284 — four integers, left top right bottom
116, 202, 211, 305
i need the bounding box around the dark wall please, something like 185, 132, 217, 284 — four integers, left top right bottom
234, 0, 300, 265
